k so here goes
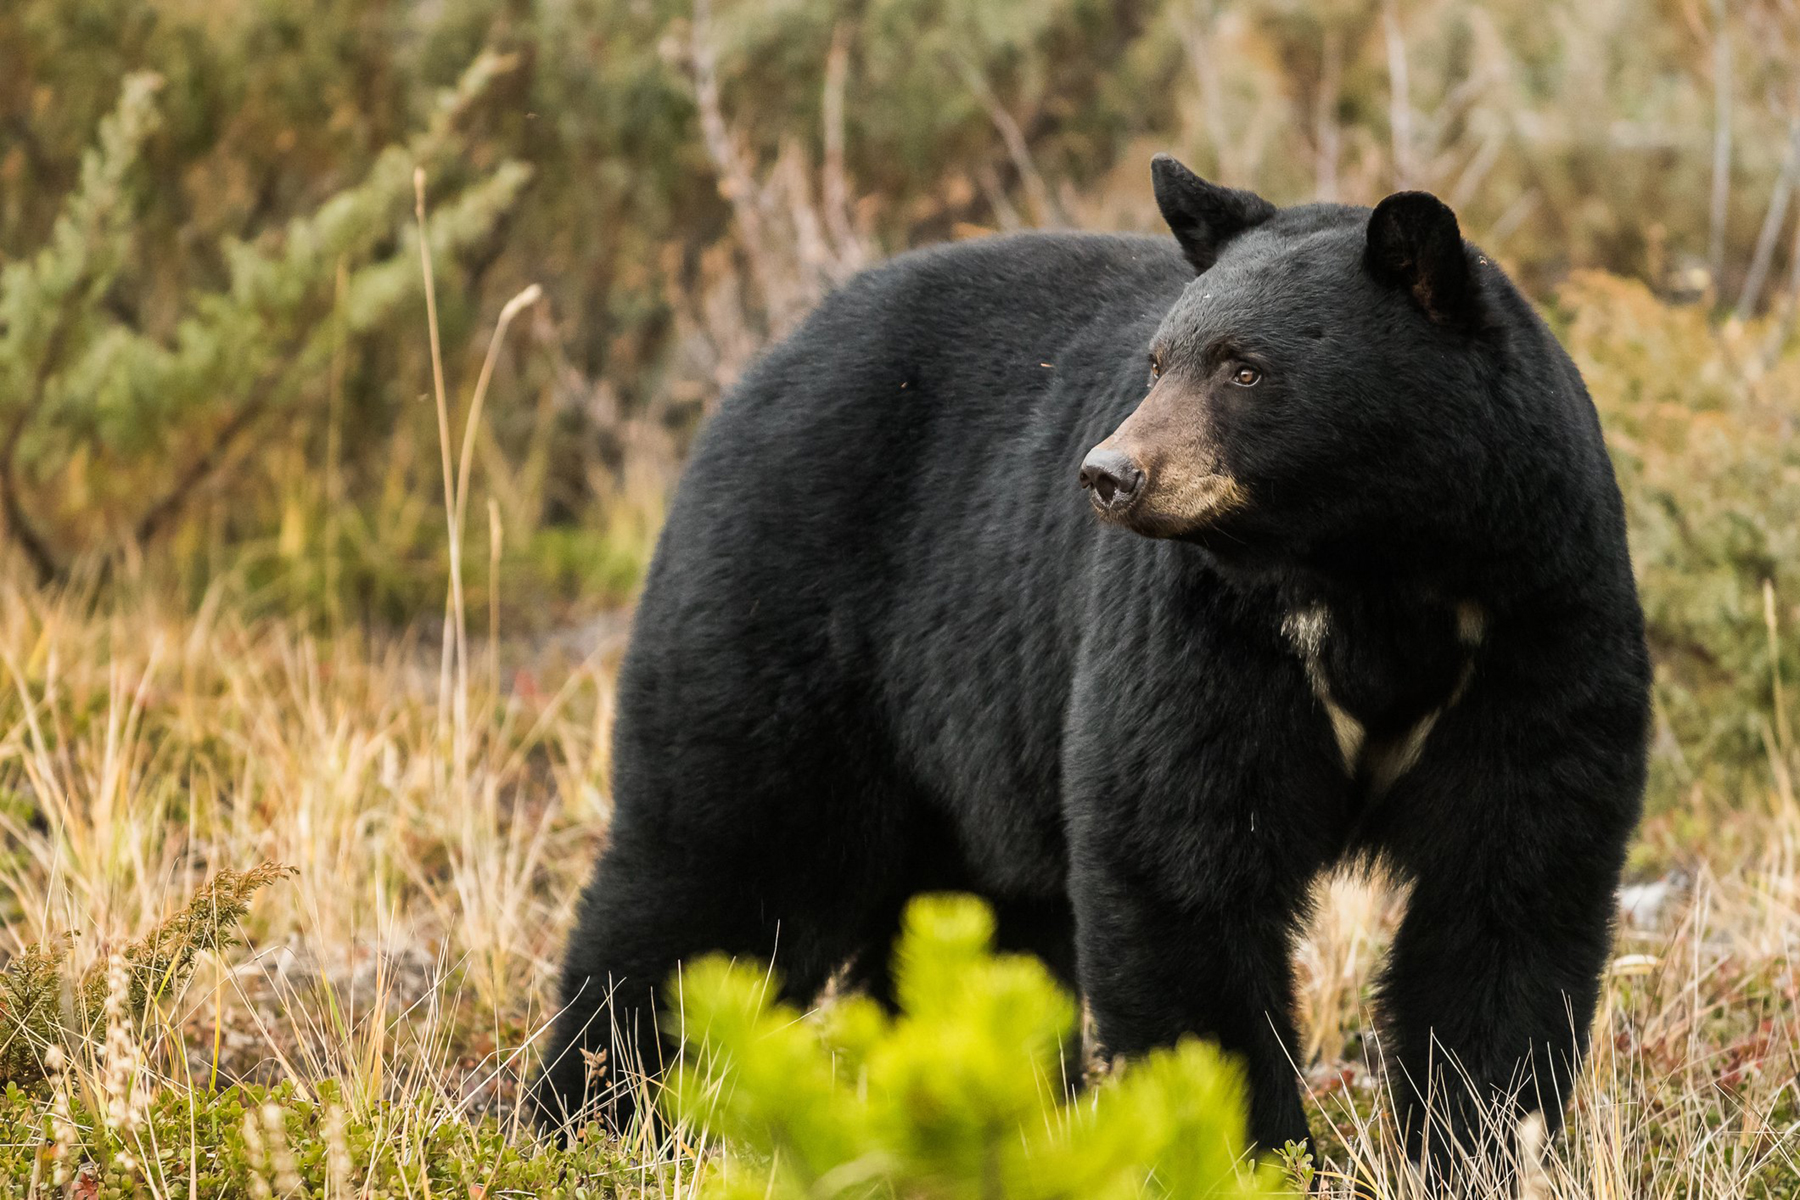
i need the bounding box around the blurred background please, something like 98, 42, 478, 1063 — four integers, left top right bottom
8, 0, 1800, 825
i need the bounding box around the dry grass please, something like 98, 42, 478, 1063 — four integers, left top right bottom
0, 579, 713, 1194
0, 580, 1795, 1195
1293, 839, 1800, 1195
2, 176, 1796, 1195
0, 578, 611, 1105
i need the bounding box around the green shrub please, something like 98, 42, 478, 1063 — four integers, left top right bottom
1559, 271, 1800, 812
0, 50, 527, 596
8, 0, 1800, 632
0, 863, 294, 1090
0, 1077, 637, 1199
667, 893, 1290, 1199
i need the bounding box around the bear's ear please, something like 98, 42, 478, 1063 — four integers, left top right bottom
1151, 154, 1276, 273
1364, 191, 1479, 327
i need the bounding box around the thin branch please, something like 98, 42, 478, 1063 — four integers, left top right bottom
0, 310, 77, 585
1709, 0, 1734, 292
975, 163, 1025, 232
0, 467, 57, 587
948, 49, 1064, 228
1446, 124, 1506, 212
131, 385, 274, 548
690, 0, 787, 323
1487, 189, 1540, 245
1768, 125, 1800, 365
820, 22, 863, 271
1314, 28, 1345, 202
131, 286, 339, 551
1788, 177, 1800, 316
1175, 6, 1244, 185
777, 140, 835, 292
1735, 119, 1800, 318
1384, 0, 1415, 189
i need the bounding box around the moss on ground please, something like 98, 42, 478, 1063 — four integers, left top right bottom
0, 1077, 640, 1199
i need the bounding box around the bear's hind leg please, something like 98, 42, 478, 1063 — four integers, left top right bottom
530, 834, 763, 1134
533, 807, 907, 1133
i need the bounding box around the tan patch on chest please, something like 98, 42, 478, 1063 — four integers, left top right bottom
1280, 602, 1480, 793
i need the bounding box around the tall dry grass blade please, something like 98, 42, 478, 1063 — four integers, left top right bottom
414, 168, 464, 769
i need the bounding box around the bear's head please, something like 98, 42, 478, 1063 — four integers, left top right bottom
1081, 154, 1511, 575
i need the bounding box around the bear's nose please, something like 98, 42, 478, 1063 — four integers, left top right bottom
1078, 447, 1144, 511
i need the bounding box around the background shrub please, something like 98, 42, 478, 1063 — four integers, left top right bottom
6, 1, 1800, 665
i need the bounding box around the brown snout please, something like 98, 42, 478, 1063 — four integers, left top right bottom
1078, 446, 1144, 513
1078, 377, 1246, 535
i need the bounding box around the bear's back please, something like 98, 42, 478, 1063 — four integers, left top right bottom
651, 231, 1193, 605
614, 231, 1198, 873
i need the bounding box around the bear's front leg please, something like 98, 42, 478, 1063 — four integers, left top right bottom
1061, 618, 1346, 1158
1068, 828, 1322, 1156
1378, 820, 1629, 1180
1373, 642, 1647, 1183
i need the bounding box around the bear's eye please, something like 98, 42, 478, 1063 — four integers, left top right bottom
1148, 351, 1164, 381
1230, 365, 1262, 387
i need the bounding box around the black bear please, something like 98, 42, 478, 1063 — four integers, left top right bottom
534, 154, 1650, 1173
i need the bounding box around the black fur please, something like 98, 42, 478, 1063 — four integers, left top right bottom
1152, 153, 1276, 273
534, 164, 1650, 1175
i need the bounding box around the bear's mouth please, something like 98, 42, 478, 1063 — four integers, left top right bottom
1096, 466, 1248, 539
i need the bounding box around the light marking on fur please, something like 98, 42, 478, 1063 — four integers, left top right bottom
1281, 603, 1474, 792
1282, 605, 1365, 773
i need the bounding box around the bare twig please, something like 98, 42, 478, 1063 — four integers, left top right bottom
1314, 28, 1345, 202
690, 0, 789, 325
0, 311, 72, 586
1735, 119, 1800, 318
948, 48, 1064, 228
1787, 185, 1800, 330
975, 163, 1025, 232
1709, 0, 1734, 292
1384, 0, 1415, 189
1488, 189, 1540, 245
131, 384, 274, 549
820, 23, 864, 272
0, 483, 55, 587
685, 1, 869, 339
1175, 5, 1247, 186
777, 141, 836, 286
1446, 124, 1506, 212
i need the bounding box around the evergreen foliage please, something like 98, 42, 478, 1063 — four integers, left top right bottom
0, 51, 528, 591
0, 1077, 639, 1198
0, 863, 294, 1090
6, 0, 1800, 644
667, 894, 1290, 1199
